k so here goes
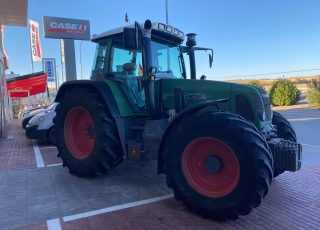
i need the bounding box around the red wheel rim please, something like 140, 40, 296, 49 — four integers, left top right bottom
64, 107, 95, 159
182, 137, 240, 198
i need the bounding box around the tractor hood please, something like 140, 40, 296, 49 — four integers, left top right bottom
160, 78, 271, 129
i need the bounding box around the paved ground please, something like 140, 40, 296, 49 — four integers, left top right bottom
0, 105, 319, 230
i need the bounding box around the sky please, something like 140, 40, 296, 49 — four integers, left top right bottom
2, 0, 320, 85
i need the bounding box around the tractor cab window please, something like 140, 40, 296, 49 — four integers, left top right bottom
109, 38, 146, 111
91, 40, 108, 79
151, 37, 185, 79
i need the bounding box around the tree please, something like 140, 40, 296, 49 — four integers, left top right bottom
307, 77, 320, 109
268, 78, 301, 106
247, 79, 264, 89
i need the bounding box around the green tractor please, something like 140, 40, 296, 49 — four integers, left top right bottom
54, 20, 302, 220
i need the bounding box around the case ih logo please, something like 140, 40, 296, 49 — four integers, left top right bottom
48, 22, 87, 34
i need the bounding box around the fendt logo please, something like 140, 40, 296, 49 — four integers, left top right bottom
48, 22, 87, 34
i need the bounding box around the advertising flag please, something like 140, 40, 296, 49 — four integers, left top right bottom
1, 25, 9, 70
29, 20, 42, 62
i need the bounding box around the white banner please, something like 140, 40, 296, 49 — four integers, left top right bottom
29, 20, 42, 62
60, 39, 65, 62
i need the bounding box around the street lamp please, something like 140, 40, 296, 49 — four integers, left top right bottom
56, 65, 60, 90
165, 0, 169, 24
80, 40, 83, 80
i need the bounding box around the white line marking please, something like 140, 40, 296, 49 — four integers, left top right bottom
32, 140, 45, 167
278, 112, 320, 117
40, 146, 57, 149
47, 163, 63, 167
287, 118, 320, 121
301, 143, 320, 148
63, 194, 174, 222
47, 218, 61, 230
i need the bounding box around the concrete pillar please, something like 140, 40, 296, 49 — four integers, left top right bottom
63, 39, 77, 81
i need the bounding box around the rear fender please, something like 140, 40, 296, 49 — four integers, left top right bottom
55, 80, 121, 118
157, 98, 229, 174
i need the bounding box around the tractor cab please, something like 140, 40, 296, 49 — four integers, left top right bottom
91, 23, 188, 112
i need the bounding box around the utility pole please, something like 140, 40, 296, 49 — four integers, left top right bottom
80, 40, 83, 80
165, 0, 169, 24
165, 0, 170, 70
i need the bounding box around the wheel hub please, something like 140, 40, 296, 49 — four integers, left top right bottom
204, 155, 223, 174
182, 137, 240, 198
64, 107, 95, 159
86, 124, 95, 139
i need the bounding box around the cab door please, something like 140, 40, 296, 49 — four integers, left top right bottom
108, 37, 148, 115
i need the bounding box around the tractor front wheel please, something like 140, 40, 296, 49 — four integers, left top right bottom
54, 87, 123, 176
163, 111, 273, 220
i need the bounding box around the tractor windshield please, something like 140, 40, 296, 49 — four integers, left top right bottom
151, 37, 185, 79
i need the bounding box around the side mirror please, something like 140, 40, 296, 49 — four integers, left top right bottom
123, 27, 138, 50
209, 54, 213, 68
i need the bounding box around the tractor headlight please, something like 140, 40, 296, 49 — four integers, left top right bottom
29, 114, 46, 124
258, 111, 267, 121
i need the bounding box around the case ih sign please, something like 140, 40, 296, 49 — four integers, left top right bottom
29, 20, 42, 62
42, 16, 90, 40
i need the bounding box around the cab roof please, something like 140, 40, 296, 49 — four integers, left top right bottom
91, 22, 185, 44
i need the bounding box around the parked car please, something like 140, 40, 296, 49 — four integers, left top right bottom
22, 103, 58, 129
25, 103, 59, 145
23, 105, 48, 118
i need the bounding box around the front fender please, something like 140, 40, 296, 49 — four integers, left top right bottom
157, 98, 229, 174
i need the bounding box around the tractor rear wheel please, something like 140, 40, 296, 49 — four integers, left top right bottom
272, 111, 297, 177
54, 87, 123, 176
163, 111, 273, 220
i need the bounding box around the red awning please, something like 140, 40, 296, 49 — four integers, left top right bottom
6, 71, 48, 98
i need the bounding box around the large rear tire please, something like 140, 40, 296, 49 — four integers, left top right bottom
272, 111, 297, 177
54, 87, 123, 177
163, 111, 273, 220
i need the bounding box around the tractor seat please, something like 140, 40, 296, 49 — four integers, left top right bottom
123, 63, 136, 74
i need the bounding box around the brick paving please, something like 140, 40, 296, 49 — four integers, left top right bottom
0, 121, 36, 172
0, 122, 62, 172
39, 147, 62, 166
11, 163, 320, 230
1, 110, 320, 230
58, 163, 320, 230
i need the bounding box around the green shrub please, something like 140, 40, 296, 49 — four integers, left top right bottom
268, 78, 301, 106
247, 79, 264, 89
307, 77, 320, 109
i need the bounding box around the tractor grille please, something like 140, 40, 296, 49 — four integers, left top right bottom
250, 92, 264, 110
246, 85, 272, 121
236, 95, 254, 122
252, 87, 272, 121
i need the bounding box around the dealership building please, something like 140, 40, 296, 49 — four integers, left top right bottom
0, 0, 28, 138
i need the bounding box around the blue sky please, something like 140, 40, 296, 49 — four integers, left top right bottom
3, 0, 320, 84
